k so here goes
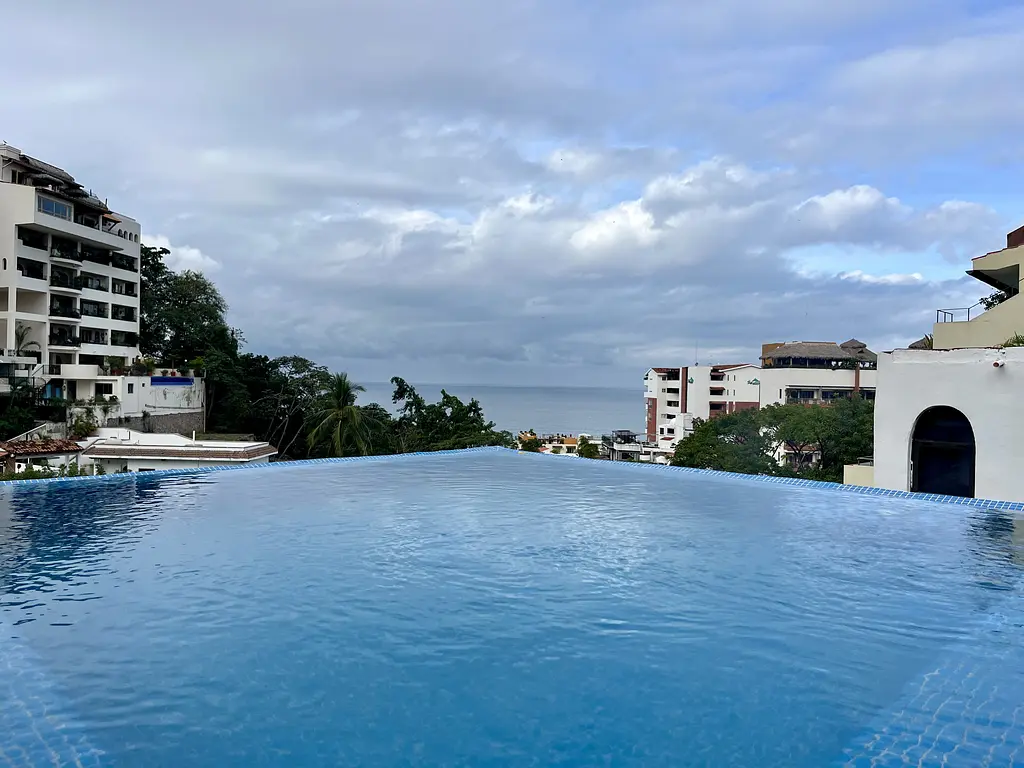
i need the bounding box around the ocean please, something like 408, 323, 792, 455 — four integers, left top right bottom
358, 383, 643, 436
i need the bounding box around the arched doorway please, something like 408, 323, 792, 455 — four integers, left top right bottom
911, 406, 975, 498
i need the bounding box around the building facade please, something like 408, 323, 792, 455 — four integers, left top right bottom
758, 340, 877, 408
81, 429, 277, 473
643, 364, 760, 444
0, 143, 205, 430
860, 223, 1024, 502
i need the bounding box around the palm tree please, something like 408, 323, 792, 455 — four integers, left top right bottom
307, 373, 372, 457
14, 323, 39, 356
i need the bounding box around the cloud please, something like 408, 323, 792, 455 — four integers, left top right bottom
0, 0, 1018, 387
145, 235, 221, 273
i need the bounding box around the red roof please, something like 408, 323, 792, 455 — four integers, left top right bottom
0, 439, 82, 457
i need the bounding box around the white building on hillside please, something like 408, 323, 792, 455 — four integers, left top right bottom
758, 340, 877, 408
859, 222, 1024, 502
644, 364, 760, 444
80, 429, 277, 473
0, 143, 205, 432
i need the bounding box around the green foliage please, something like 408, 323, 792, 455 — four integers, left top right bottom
307, 373, 373, 457
69, 410, 99, 439
519, 431, 543, 452
14, 323, 39, 355
577, 435, 600, 459
390, 378, 516, 453
0, 403, 36, 440
1002, 333, 1024, 348
672, 409, 775, 475
981, 290, 1011, 310
672, 399, 874, 483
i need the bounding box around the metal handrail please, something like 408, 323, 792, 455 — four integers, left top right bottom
936, 302, 984, 323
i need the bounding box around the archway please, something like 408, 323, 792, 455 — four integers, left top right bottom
911, 406, 975, 498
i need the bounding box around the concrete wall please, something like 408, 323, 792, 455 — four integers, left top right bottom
933, 294, 1024, 350
111, 409, 205, 435
843, 464, 875, 487
873, 347, 1024, 502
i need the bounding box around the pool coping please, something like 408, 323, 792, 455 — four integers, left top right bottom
3, 445, 1022, 512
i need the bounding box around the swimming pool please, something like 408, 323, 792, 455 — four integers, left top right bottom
2, 449, 1023, 767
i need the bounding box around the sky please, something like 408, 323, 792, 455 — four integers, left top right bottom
2, 0, 1022, 388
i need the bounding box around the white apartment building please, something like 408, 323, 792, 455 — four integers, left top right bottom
0, 144, 204, 432
644, 364, 760, 444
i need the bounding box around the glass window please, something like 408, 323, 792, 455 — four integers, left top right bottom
37, 196, 72, 221
95, 383, 114, 396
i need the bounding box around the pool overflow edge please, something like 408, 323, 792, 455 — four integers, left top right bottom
2, 446, 1021, 512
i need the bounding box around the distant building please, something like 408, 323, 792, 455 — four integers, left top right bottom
80, 429, 277, 473
758, 340, 877, 408
643, 364, 760, 443
517, 432, 579, 455
0, 438, 82, 474
0, 143, 205, 434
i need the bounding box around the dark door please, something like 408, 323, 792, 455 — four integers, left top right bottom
911, 406, 975, 498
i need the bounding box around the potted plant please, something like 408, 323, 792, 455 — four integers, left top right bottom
171, 370, 177, 377
161, 369, 168, 376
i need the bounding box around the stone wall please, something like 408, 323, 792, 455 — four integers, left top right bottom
107, 410, 206, 436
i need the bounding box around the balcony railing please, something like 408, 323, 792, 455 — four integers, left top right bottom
49, 305, 81, 319
49, 334, 81, 347
50, 274, 83, 290
44, 364, 62, 375
51, 248, 83, 262
80, 306, 109, 319
936, 302, 984, 323
112, 310, 136, 322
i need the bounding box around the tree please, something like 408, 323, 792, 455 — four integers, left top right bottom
139, 245, 239, 364
307, 373, 373, 457
577, 435, 600, 459
671, 410, 774, 474
519, 431, 543, 452
390, 377, 516, 452
981, 290, 1011, 311
14, 324, 39, 356
760, 403, 824, 472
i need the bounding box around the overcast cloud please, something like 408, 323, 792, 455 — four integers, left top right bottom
2, 0, 1021, 386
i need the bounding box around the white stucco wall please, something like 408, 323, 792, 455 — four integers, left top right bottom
873, 347, 1024, 502
88, 455, 272, 473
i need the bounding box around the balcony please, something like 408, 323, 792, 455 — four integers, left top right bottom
80, 304, 109, 319
111, 253, 138, 272
48, 333, 81, 347
44, 364, 62, 376
50, 247, 83, 264
936, 303, 985, 324
16, 258, 47, 282
49, 304, 81, 320
49, 273, 83, 292
111, 308, 136, 322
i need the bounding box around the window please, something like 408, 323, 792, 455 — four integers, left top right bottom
82, 273, 108, 291
666, 400, 680, 408
37, 196, 72, 221
127, 383, 134, 394
95, 383, 114, 396
112, 304, 136, 322
80, 327, 108, 345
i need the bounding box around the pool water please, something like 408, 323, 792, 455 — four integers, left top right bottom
2, 450, 1023, 767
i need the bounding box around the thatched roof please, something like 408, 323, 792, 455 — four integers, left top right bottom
908, 336, 932, 350
839, 338, 878, 363
761, 342, 855, 361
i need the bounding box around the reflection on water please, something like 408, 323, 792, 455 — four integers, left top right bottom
1, 456, 1024, 767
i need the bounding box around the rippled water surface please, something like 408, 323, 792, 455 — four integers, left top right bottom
2, 452, 1023, 767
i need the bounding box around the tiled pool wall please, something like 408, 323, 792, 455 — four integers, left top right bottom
0, 629, 103, 768
3, 447, 1023, 514
840, 588, 1024, 767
